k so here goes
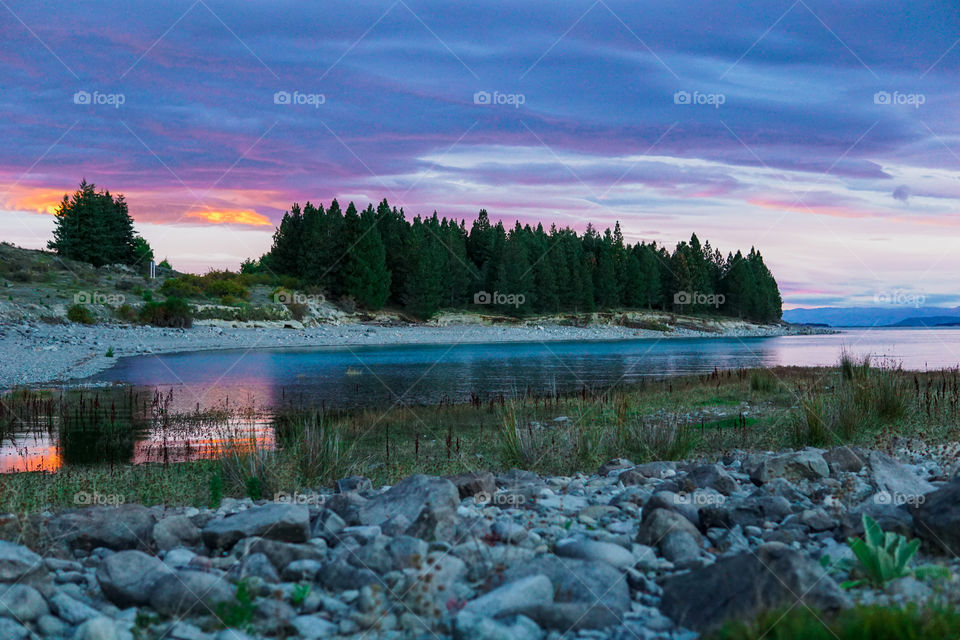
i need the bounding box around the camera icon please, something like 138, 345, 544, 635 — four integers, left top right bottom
873, 91, 891, 105
673, 291, 691, 305
473, 91, 491, 105
274, 290, 292, 304
474, 291, 491, 304
274, 91, 291, 105
74, 491, 90, 505
474, 491, 491, 505
874, 490, 892, 505
74, 291, 91, 304
73, 90, 91, 105
673, 90, 691, 105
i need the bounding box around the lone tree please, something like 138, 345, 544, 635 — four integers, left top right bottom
48, 179, 152, 267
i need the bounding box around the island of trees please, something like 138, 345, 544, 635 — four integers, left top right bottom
250, 199, 782, 322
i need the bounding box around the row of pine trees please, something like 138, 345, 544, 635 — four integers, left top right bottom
252, 199, 782, 322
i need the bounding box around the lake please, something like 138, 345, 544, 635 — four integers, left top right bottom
4, 327, 960, 472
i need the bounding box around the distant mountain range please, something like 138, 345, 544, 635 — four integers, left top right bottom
783, 306, 960, 327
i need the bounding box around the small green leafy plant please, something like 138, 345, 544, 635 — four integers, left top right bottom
217, 579, 255, 629
823, 514, 948, 588
105, 346, 114, 357
292, 583, 311, 607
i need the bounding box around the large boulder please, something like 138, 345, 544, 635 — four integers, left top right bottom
96, 550, 173, 607
912, 476, 960, 556
153, 515, 202, 551
660, 543, 850, 632
750, 450, 829, 485
868, 451, 935, 503
0, 540, 48, 585
357, 475, 459, 541
202, 504, 310, 549
0, 584, 48, 622
47, 505, 155, 551
637, 509, 702, 546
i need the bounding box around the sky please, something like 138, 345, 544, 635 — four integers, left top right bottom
1, 0, 959, 309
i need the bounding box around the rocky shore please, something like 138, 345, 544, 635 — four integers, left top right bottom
0, 321, 827, 388
1, 443, 959, 639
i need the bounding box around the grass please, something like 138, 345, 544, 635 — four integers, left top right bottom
3, 358, 960, 514
709, 604, 960, 640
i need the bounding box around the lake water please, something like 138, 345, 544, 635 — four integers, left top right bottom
5, 327, 960, 472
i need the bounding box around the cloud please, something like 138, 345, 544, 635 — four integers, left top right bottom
892, 185, 911, 202
186, 209, 272, 226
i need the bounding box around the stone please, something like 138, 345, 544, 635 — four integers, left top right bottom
637, 509, 702, 547
49, 591, 101, 624
235, 536, 327, 571
632, 461, 676, 478
687, 464, 740, 495
504, 556, 630, 621
750, 450, 829, 484
0, 584, 48, 622
385, 536, 429, 571
491, 519, 527, 544
462, 574, 553, 618
798, 508, 837, 532
153, 515, 202, 551
234, 553, 280, 583
96, 550, 173, 607
868, 451, 935, 503
48, 505, 155, 551
148, 570, 234, 617
316, 561, 382, 591
555, 537, 635, 570
0, 618, 28, 640
202, 504, 310, 549
823, 446, 866, 473
311, 509, 347, 543
660, 543, 850, 632
597, 459, 635, 476
446, 471, 497, 500
282, 559, 324, 582
291, 614, 338, 639
642, 491, 699, 528
357, 475, 459, 542
453, 611, 543, 640
659, 531, 701, 567
36, 614, 70, 637
0, 540, 47, 585
912, 476, 960, 555
616, 470, 648, 486
73, 616, 134, 640
341, 526, 381, 545
336, 476, 372, 494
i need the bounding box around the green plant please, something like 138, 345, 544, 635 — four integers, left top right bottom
830, 514, 947, 588
291, 583, 311, 607
208, 472, 224, 508
105, 347, 114, 357
217, 579, 255, 629
244, 475, 262, 501
139, 297, 193, 328
749, 371, 777, 393
66, 303, 96, 324
115, 303, 138, 322
796, 390, 828, 446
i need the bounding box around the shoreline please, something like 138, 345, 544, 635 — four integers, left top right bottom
0, 320, 830, 388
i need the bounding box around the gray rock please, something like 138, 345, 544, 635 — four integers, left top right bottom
336, 476, 372, 494
153, 515, 202, 551
282, 559, 324, 582
491, 519, 527, 544
504, 556, 630, 620
637, 509, 701, 546
823, 446, 866, 473
232, 553, 279, 583
525, 602, 623, 631
73, 616, 134, 640
750, 450, 829, 484
454, 611, 543, 640
148, 570, 234, 617
0, 584, 48, 621
555, 537, 635, 570
202, 504, 310, 549
661, 543, 850, 632
385, 536, 429, 571
446, 471, 497, 499
36, 614, 70, 637
357, 475, 459, 542
0, 540, 47, 585
96, 550, 173, 607
311, 509, 347, 543
642, 491, 699, 528
798, 508, 837, 532
632, 461, 676, 478
912, 476, 960, 555
868, 451, 935, 502
687, 464, 740, 495
659, 531, 701, 567
0, 618, 28, 640
234, 537, 326, 571
316, 561, 381, 591
462, 574, 553, 618
291, 614, 338, 639
48, 505, 155, 551
49, 591, 100, 624
341, 526, 381, 544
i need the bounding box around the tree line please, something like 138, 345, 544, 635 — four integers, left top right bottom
250, 199, 782, 322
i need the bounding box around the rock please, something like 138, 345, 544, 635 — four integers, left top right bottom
385, 536, 429, 571
36, 614, 70, 637
659, 531, 701, 567
149, 570, 234, 617
823, 446, 866, 473
491, 519, 527, 544
598, 459, 634, 476
341, 526, 381, 545
96, 550, 173, 607
637, 509, 702, 546
504, 556, 630, 622
153, 515, 202, 551
643, 491, 699, 528
462, 574, 553, 618
687, 464, 740, 495
234, 537, 327, 571
336, 476, 372, 494
282, 559, 325, 582
0, 584, 48, 621
616, 470, 648, 486
750, 450, 829, 484
311, 509, 346, 542
555, 537, 635, 570
317, 561, 381, 591
234, 553, 280, 583
49, 591, 100, 624
48, 505, 155, 551
527, 602, 623, 631
912, 476, 960, 555
73, 616, 134, 640
291, 614, 338, 639
798, 508, 837, 532
660, 543, 850, 632
886, 576, 933, 601
446, 471, 496, 500
202, 504, 310, 549
454, 611, 543, 640
0, 618, 28, 640
632, 461, 676, 478
0, 540, 47, 585
868, 451, 935, 502
700, 496, 792, 529
357, 475, 459, 542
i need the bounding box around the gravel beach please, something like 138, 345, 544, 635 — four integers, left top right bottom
0, 321, 825, 389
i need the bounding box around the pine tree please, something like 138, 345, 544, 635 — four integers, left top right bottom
48, 180, 141, 267
343, 204, 391, 310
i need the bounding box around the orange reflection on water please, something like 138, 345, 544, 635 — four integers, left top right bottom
133, 419, 276, 464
